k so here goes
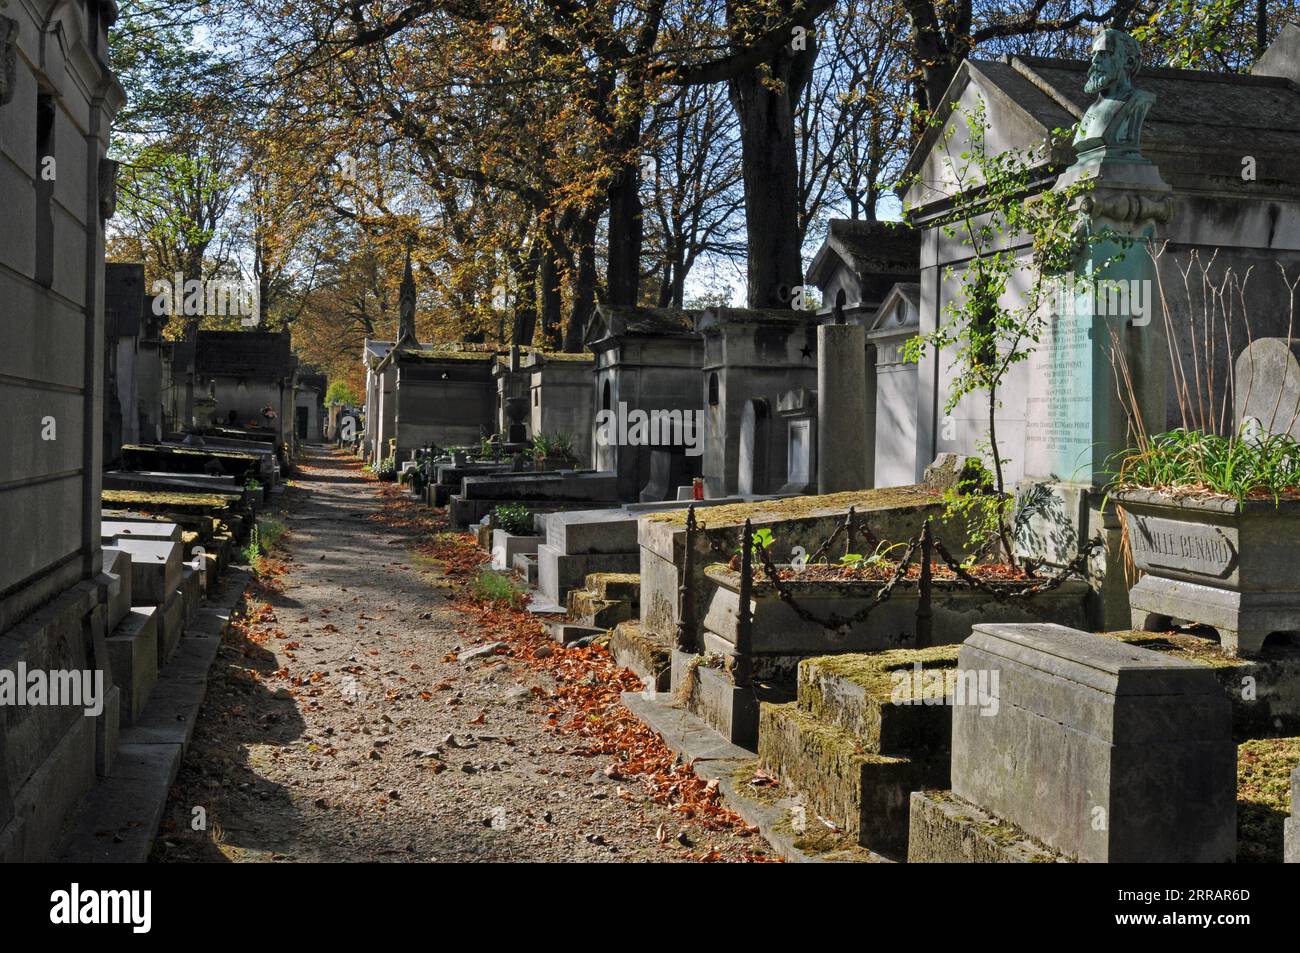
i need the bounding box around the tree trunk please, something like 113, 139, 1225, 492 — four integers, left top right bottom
728, 52, 812, 309
540, 231, 564, 350
605, 123, 643, 306
565, 212, 599, 352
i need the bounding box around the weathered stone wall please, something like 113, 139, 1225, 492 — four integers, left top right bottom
0, 0, 125, 860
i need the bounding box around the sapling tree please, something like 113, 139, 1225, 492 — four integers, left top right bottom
901, 99, 1097, 563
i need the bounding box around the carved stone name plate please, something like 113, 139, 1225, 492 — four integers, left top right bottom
1129, 515, 1236, 577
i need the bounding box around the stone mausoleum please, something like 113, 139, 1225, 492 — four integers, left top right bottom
0, 0, 125, 860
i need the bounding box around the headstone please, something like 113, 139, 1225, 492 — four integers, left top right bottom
922, 452, 964, 491
1027, 29, 1172, 488
776, 388, 816, 494
1235, 338, 1300, 440
817, 323, 870, 492
938, 623, 1236, 862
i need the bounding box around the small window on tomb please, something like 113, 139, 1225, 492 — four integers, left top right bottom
602, 379, 611, 411
708, 372, 719, 406
533, 388, 539, 406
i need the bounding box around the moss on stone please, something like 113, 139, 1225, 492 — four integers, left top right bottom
1101, 630, 1244, 669
804, 646, 961, 702
1237, 735, 1300, 863
103, 489, 236, 510
644, 485, 941, 528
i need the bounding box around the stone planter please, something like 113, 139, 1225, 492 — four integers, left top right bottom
491, 529, 543, 571
1112, 489, 1300, 656
700, 565, 1090, 679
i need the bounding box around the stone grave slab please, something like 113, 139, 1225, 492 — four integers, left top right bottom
948, 622, 1235, 862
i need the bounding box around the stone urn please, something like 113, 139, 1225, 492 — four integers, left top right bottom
1111, 488, 1300, 656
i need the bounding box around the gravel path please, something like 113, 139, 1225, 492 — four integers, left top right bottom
152, 447, 770, 862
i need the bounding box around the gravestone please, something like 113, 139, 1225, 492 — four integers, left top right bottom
817, 323, 870, 492
909, 623, 1236, 862
1012, 29, 1173, 629
776, 388, 816, 494
1235, 338, 1300, 440
1287, 765, 1300, 862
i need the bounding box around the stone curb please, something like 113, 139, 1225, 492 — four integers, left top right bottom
55, 569, 252, 862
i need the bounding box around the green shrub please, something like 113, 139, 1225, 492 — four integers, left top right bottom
472, 570, 524, 606
492, 503, 534, 536
375, 455, 398, 481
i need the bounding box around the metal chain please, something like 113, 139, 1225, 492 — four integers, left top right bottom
930, 535, 1103, 600
753, 532, 922, 631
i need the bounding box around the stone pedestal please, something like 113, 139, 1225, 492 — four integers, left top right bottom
817, 324, 870, 493
911, 622, 1236, 863
1017, 44, 1173, 628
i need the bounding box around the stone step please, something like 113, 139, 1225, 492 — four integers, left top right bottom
543, 621, 607, 646
536, 544, 639, 606
906, 790, 1062, 863
101, 546, 133, 631
797, 647, 959, 756
564, 588, 634, 630
106, 607, 160, 725
668, 649, 794, 750
512, 552, 539, 586
609, 621, 672, 692
158, 589, 185, 665
112, 538, 184, 606
585, 572, 640, 604
759, 701, 947, 857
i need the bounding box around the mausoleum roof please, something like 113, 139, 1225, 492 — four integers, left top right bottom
904, 38, 1300, 211
195, 330, 297, 380
806, 220, 922, 290
586, 305, 701, 346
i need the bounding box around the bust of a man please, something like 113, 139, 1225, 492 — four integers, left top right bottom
1072, 29, 1153, 162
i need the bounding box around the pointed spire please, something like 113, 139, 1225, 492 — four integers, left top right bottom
396, 239, 418, 348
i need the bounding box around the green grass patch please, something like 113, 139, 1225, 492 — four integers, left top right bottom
471, 569, 525, 607
241, 517, 288, 572
1113, 428, 1300, 501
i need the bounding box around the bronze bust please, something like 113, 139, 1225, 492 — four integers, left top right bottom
1072, 29, 1154, 163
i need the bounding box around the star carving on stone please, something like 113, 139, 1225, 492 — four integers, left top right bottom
800, 345, 813, 360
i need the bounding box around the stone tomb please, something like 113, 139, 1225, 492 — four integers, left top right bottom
698, 307, 818, 497
775, 389, 816, 494
585, 305, 705, 501
526, 351, 596, 466
909, 623, 1236, 863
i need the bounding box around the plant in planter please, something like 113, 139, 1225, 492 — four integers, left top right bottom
1106, 256, 1300, 656
492, 502, 534, 537
1109, 428, 1300, 656
531, 432, 577, 470
374, 455, 397, 482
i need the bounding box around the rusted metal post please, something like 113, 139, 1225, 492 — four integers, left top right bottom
916, 519, 933, 648
845, 506, 856, 558
734, 518, 754, 690
676, 505, 697, 653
